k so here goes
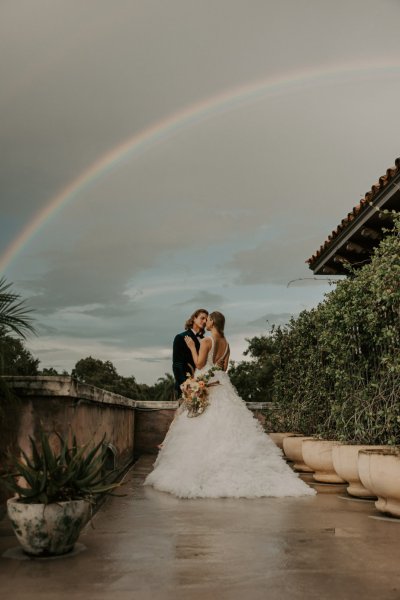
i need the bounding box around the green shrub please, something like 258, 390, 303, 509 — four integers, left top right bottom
270, 214, 400, 443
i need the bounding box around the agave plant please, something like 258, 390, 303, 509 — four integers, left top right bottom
2, 429, 122, 504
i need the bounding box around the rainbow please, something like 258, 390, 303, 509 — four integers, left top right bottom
2, 60, 400, 272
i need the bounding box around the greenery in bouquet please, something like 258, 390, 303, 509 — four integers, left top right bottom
180, 367, 221, 417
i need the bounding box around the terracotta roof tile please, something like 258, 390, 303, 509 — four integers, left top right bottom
307, 157, 400, 266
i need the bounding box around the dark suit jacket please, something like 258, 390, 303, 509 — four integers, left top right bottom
172, 329, 201, 395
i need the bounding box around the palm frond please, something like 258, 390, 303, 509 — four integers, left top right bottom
0, 277, 36, 338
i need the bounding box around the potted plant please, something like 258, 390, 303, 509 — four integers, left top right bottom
332, 442, 392, 498
2, 429, 123, 557
282, 435, 315, 472
268, 432, 297, 450
358, 448, 400, 517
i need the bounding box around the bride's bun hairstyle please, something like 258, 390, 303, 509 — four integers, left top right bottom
209, 311, 225, 337
185, 308, 208, 330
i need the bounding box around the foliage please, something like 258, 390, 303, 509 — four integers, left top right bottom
40, 367, 67, 376
0, 278, 35, 339
0, 280, 36, 427
0, 334, 39, 429
269, 310, 333, 436
72, 356, 120, 387
0, 334, 39, 375
71, 356, 175, 401
72, 356, 147, 399
270, 213, 400, 444
1, 429, 122, 504
229, 334, 277, 402
150, 373, 176, 402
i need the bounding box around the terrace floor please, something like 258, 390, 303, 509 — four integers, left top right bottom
1, 454, 400, 600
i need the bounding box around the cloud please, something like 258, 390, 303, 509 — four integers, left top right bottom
31, 347, 63, 355
247, 313, 293, 328
78, 303, 140, 319
135, 356, 168, 364
226, 226, 328, 285
173, 290, 225, 308
36, 323, 59, 335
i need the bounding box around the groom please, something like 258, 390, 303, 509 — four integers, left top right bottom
172, 308, 208, 398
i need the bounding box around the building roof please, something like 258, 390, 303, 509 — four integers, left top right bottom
307, 157, 400, 274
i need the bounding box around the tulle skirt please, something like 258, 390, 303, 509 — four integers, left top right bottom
144, 371, 315, 498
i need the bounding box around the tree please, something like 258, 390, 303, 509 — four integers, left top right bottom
71, 356, 146, 400
0, 277, 36, 373
149, 373, 176, 402
40, 367, 65, 376
0, 277, 35, 339
0, 335, 39, 375
229, 334, 278, 402
111, 375, 145, 400
72, 356, 119, 387
71, 356, 177, 401
0, 278, 36, 430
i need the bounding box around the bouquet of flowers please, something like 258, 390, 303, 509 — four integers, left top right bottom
180, 367, 220, 418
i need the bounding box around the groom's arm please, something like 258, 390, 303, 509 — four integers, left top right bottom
172, 334, 189, 385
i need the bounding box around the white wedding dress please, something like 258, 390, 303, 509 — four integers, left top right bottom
144, 338, 315, 498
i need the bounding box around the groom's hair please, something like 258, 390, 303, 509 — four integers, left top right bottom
185, 309, 208, 330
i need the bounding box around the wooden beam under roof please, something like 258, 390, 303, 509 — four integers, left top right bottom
360, 227, 382, 241
345, 241, 369, 254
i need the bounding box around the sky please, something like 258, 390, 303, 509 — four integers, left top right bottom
1, 0, 400, 384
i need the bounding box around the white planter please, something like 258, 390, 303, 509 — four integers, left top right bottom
268, 433, 297, 450
332, 444, 388, 498
282, 436, 315, 472
302, 440, 346, 483
358, 449, 400, 518
7, 497, 90, 556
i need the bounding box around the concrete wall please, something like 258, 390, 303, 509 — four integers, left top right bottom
0, 376, 136, 480
134, 402, 177, 460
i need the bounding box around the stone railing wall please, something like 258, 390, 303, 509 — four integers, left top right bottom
1, 376, 136, 468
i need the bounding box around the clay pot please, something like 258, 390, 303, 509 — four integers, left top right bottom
282, 436, 315, 472
7, 498, 90, 556
302, 440, 346, 483
358, 449, 400, 518
268, 432, 297, 450
332, 444, 389, 498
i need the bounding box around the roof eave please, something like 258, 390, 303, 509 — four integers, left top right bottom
309, 174, 400, 275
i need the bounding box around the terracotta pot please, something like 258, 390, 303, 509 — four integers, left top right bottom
358, 449, 400, 518
282, 436, 315, 472
302, 440, 346, 483
268, 433, 297, 450
332, 444, 389, 498
7, 497, 90, 556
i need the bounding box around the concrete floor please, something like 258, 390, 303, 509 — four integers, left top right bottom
1, 455, 400, 600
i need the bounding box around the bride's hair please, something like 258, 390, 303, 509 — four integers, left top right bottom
209, 311, 225, 337
185, 308, 208, 330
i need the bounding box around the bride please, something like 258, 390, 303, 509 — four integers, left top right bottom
144, 311, 315, 498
